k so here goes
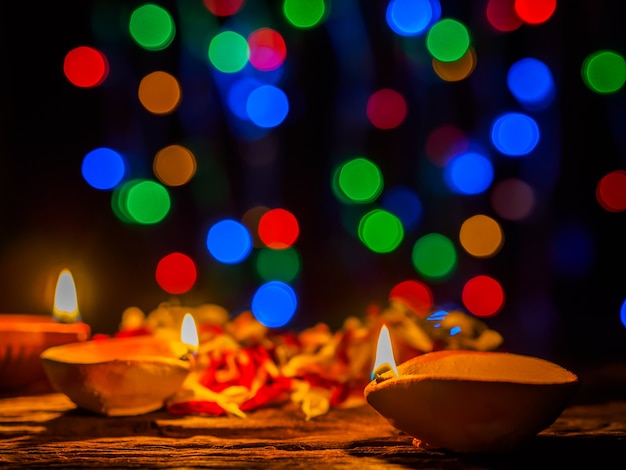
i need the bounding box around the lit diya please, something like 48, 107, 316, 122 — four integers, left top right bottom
364, 325, 579, 453
40, 313, 198, 416
0, 269, 90, 393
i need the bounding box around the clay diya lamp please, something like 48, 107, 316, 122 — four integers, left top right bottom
364, 325, 579, 453
0, 270, 91, 394
41, 335, 193, 416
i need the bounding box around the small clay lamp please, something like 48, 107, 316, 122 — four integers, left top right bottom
364, 325, 579, 453
0, 270, 90, 393
41, 335, 193, 416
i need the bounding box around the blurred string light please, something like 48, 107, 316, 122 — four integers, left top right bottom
490, 178, 535, 220
203, 0, 245, 16
432, 47, 477, 82
248, 27, 287, 71
485, 0, 523, 32
411, 233, 457, 280
156, 252, 197, 294
333, 157, 383, 204
380, 186, 423, 232
462, 275, 504, 317
283, 0, 327, 28
444, 151, 494, 195
246, 85, 289, 127
209, 30, 249, 73
425, 124, 468, 167
81, 147, 126, 190
426, 18, 470, 62
366, 88, 408, 129
252, 280, 297, 328
138, 71, 181, 114
507, 57, 555, 110
490, 112, 540, 157
621, 300, 626, 329
596, 170, 626, 212
206, 219, 253, 264
358, 209, 404, 254
128, 3, 176, 51
581, 50, 626, 94
112, 179, 171, 224
258, 208, 299, 249
514, 0, 557, 25
385, 0, 441, 37
153, 145, 197, 186
388, 279, 434, 316
255, 247, 301, 283
63, 46, 109, 88
242, 205, 271, 247
459, 214, 504, 258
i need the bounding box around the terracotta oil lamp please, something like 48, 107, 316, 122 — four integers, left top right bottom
0, 269, 90, 393
364, 325, 579, 453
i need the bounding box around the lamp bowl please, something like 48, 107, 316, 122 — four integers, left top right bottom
364, 350, 579, 453
41, 336, 191, 416
0, 314, 90, 393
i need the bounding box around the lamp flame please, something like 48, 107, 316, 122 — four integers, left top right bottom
53, 269, 80, 323
181, 313, 199, 354
372, 324, 399, 379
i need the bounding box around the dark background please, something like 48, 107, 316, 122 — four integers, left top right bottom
1, 1, 625, 370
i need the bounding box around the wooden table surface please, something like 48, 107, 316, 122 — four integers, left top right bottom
0, 393, 625, 469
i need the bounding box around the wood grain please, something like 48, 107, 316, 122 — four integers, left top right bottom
1, 394, 625, 468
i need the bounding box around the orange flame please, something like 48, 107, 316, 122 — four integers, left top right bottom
53, 269, 80, 323
372, 324, 398, 378
181, 313, 199, 354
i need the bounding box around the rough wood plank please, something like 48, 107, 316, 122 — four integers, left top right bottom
1, 394, 625, 468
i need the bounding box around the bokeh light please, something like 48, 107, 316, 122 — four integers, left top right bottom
153, 145, 197, 187
82, 147, 126, 190
459, 214, 504, 258
462, 274, 504, 317
246, 85, 289, 128
582, 50, 626, 94
206, 219, 253, 264
444, 151, 494, 195
388, 279, 434, 317
425, 124, 468, 167
486, 0, 523, 32
358, 209, 404, 253
155, 252, 197, 294
490, 178, 535, 220
63, 46, 109, 88
334, 157, 384, 204
283, 0, 326, 29
386, 0, 440, 37
432, 47, 477, 82
203, 0, 245, 16
507, 57, 555, 109
366, 88, 408, 129
208, 31, 250, 73
490, 112, 540, 157
596, 170, 626, 212
258, 208, 299, 249
124, 180, 171, 224
248, 27, 287, 72
129, 3, 176, 51
426, 18, 470, 62
411, 233, 457, 280
138, 71, 181, 115
514, 0, 557, 25
255, 247, 301, 283
251, 280, 297, 328
620, 299, 626, 329
380, 185, 423, 232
